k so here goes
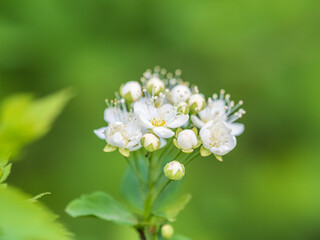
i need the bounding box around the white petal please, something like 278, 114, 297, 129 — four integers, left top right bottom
160, 138, 167, 148
153, 127, 174, 138
93, 127, 108, 140
108, 132, 126, 148
191, 115, 205, 128
104, 108, 117, 123
138, 113, 153, 128
229, 123, 244, 136
167, 114, 189, 128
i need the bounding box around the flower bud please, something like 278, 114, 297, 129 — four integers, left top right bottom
176, 102, 189, 115
120, 81, 142, 102
146, 77, 165, 95
170, 85, 191, 104
164, 160, 185, 181
177, 129, 198, 150
161, 224, 174, 239
188, 93, 206, 113
141, 133, 160, 152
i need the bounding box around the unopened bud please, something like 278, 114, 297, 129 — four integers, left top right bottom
170, 85, 192, 104
161, 224, 174, 239
177, 129, 198, 150
141, 133, 160, 152
120, 81, 142, 102
177, 102, 189, 115
188, 94, 206, 113
146, 77, 165, 95
164, 160, 185, 181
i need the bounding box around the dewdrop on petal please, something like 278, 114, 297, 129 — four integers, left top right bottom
141, 133, 160, 152
177, 102, 189, 115
170, 84, 192, 104
164, 160, 185, 181
188, 93, 206, 113
120, 81, 142, 102
146, 77, 165, 95
161, 224, 174, 239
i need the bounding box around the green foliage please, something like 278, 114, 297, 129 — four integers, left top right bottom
0, 89, 73, 159
154, 194, 192, 222
0, 157, 11, 188
66, 191, 139, 226
0, 187, 73, 240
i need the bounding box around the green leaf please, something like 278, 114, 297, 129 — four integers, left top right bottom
214, 154, 223, 162
0, 163, 11, 184
0, 89, 73, 159
66, 191, 138, 226
200, 146, 211, 157
154, 194, 192, 222
0, 187, 73, 240
120, 166, 145, 211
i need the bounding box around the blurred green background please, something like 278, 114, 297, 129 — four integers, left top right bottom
1, 0, 320, 239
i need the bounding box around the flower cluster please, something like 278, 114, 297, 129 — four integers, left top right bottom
94, 66, 245, 179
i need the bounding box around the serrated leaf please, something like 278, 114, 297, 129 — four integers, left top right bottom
0, 89, 73, 159
0, 187, 73, 240
154, 194, 191, 222
66, 191, 138, 226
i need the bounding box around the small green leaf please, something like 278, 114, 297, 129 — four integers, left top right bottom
175, 128, 182, 138
214, 154, 223, 162
103, 144, 117, 152
119, 148, 130, 157
66, 191, 138, 226
154, 194, 192, 222
200, 146, 211, 157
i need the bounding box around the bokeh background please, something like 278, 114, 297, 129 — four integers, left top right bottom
1, 0, 320, 239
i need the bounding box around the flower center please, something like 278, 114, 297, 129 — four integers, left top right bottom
152, 118, 166, 127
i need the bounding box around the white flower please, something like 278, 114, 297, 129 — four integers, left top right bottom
200, 120, 236, 156
188, 93, 206, 113
120, 81, 142, 102
176, 129, 198, 150
134, 98, 189, 138
191, 90, 245, 136
103, 120, 142, 152
163, 160, 185, 181
146, 77, 165, 95
169, 84, 192, 104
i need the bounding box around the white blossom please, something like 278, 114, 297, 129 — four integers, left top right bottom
105, 120, 142, 151
200, 120, 236, 156
191, 90, 245, 136
134, 98, 189, 138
